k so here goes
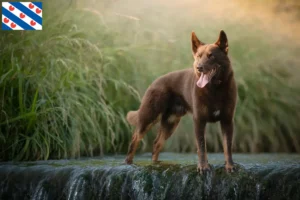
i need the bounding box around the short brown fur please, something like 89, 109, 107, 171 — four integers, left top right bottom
125, 30, 237, 174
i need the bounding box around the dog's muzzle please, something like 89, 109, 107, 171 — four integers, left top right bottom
197, 66, 204, 72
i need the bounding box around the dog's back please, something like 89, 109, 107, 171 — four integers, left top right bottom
126, 68, 194, 126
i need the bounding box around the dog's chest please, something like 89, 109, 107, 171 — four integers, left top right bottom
195, 87, 225, 122
206, 104, 222, 122
199, 94, 223, 122
212, 110, 220, 117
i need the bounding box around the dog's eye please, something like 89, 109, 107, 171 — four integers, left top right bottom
207, 53, 213, 58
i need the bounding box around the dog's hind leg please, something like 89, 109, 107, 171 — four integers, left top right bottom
125, 88, 170, 164
152, 114, 181, 162
125, 126, 150, 164
125, 107, 162, 164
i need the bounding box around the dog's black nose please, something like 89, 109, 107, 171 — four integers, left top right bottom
197, 66, 204, 72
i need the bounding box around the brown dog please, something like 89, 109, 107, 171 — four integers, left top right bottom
125, 30, 237, 173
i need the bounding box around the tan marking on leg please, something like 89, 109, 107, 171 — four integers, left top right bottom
125, 126, 152, 164
167, 115, 177, 123
125, 114, 162, 164
152, 134, 165, 162
152, 117, 180, 162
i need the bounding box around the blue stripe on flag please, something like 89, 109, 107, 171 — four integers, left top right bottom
10, 2, 42, 25
32, 2, 42, 9
2, 8, 35, 30
2, 22, 13, 30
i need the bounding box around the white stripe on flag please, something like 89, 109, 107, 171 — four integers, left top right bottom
3, 2, 42, 30
20, 2, 42, 18
2, 14, 24, 30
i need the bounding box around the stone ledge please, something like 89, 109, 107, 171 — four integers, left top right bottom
0, 161, 300, 200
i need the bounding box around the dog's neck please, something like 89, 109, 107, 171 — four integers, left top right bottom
207, 68, 233, 92
212, 79, 222, 85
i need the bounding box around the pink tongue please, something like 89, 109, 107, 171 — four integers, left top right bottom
197, 73, 209, 88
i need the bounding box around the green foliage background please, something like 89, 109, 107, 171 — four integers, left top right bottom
0, 0, 299, 160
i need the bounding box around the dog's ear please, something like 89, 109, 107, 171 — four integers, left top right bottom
191, 32, 203, 54
215, 30, 228, 54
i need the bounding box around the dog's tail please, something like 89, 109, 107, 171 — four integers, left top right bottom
126, 110, 138, 126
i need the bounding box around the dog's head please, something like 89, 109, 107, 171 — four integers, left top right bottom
191, 30, 231, 88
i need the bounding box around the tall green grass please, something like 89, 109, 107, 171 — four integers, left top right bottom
0, 0, 143, 160
0, 0, 299, 160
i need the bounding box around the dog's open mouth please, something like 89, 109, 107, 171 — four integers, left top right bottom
197, 68, 217, 88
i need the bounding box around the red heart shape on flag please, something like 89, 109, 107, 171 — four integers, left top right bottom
29, 3, 34, 9
20, 13, 25, 18
9, 5, 15, 11
4, 18, 9, 23
36, 8, 41, 14
11, 22, 16, 28
30, 20, 36, 26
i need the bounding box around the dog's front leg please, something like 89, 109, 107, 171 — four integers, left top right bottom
220, 120, 234, 172
193, 117, 210, 174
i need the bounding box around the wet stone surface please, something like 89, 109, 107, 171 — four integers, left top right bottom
0, 153, 300, 200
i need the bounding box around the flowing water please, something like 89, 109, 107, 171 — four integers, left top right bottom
0, 153, 300, 200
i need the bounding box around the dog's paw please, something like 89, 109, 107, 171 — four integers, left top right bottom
124, 158, 133, 165
152, 160, 162, 164
225, 163, 235, 173
197, 163, 211, 175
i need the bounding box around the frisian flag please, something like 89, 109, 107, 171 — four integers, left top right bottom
2, 2, 42, 30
